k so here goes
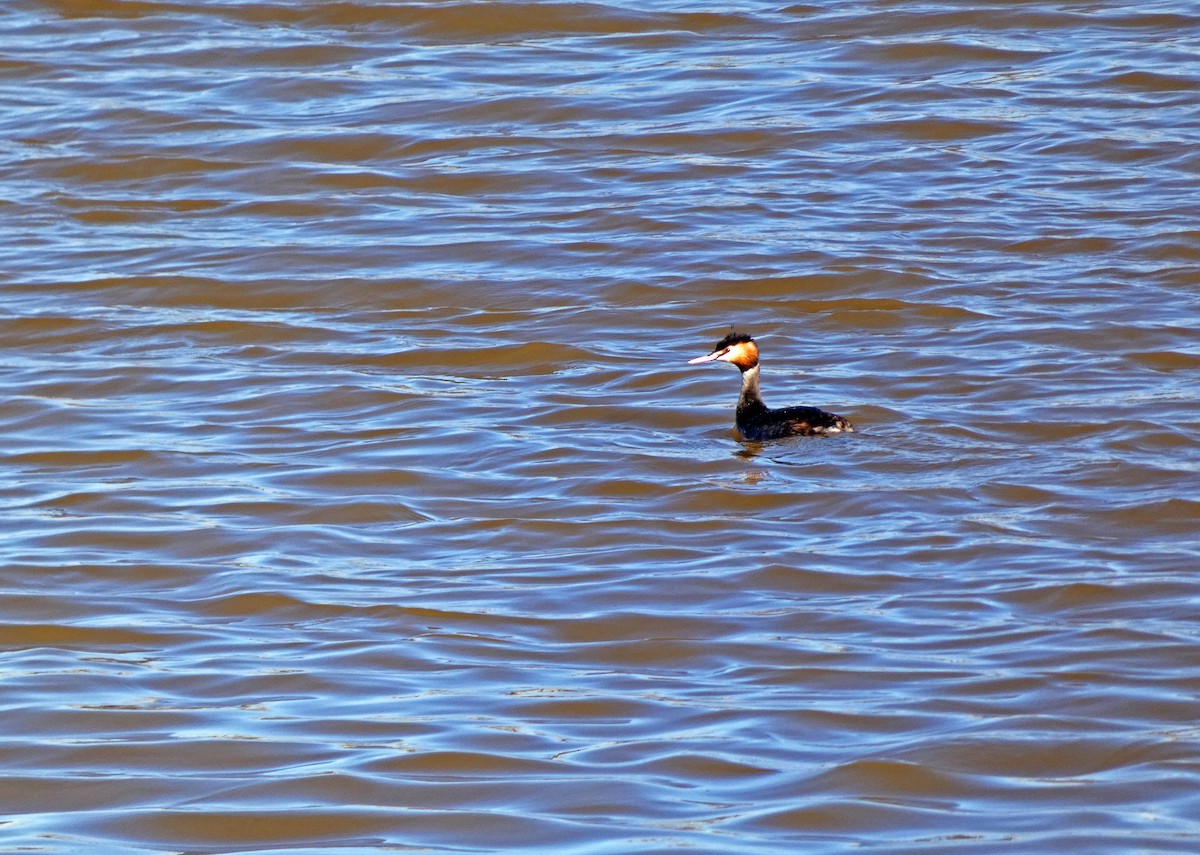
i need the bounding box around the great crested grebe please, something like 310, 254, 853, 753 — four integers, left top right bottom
688, 331, 853, 441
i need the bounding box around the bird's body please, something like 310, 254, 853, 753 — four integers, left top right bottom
688, 332, 853, 441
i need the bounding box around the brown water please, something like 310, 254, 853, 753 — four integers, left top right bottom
3, 1, 1199, 852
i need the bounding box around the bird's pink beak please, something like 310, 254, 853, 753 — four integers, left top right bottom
688, 349, 726, 364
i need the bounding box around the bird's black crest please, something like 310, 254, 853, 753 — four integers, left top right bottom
713, 331, 754, 350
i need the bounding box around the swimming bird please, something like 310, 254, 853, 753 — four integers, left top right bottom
688, 331, 853, 440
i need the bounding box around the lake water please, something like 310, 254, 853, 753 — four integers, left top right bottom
2, 1, 1199, 852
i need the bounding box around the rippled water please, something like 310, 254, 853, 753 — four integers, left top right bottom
3, 1, 1199, 852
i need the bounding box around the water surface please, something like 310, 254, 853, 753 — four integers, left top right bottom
2, 1, 1199, 852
